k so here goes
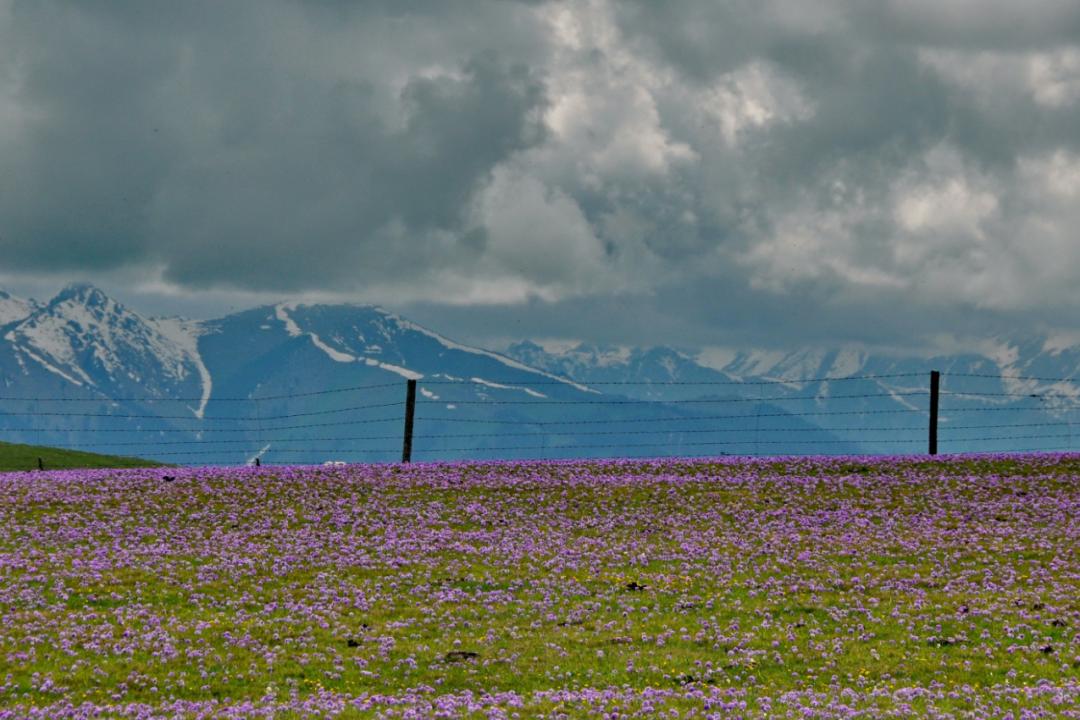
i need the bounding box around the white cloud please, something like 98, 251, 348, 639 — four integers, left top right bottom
895, 180, 997, 237
698, 62, 813, 146
922, 46, 1080, 110
1029, 48, 1080, 107
471, 167, 613, 301
540, 0, 697, 180
4, 0, 1080, 350
891, 147, 1000, 271
739, 182, 907, 292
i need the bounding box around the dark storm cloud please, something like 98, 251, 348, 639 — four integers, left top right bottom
1, 0, 1079, 350
155, 53, 546, 290
0, 0, 548, 290
853, 1, 1080, 50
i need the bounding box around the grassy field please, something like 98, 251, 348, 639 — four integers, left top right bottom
0, 454, 1078, 717
0, 440, 162, 472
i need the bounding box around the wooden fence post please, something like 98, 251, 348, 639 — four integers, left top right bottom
929, 370, 940, 456
402, 379, 417, 463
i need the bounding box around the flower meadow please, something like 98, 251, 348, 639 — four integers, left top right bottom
1, 454, 1079, 719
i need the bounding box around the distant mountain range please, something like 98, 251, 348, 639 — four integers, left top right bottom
505, 338, 1080, 455
1, 283, 1078, 464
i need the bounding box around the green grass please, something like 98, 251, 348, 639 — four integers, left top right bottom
0, 440, 163, 472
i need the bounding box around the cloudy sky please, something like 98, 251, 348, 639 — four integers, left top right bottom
2, 0, 1079, 353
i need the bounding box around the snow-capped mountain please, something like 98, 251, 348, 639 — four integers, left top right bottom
194, 301, 591, 407
3, 283, 205, 403
506, 338, 1080, 455
721, 347, 872, 382
507, 341, 738, 400
3, 284, 851, 464
4, 282, 1080, 462
0, 290, 37, 327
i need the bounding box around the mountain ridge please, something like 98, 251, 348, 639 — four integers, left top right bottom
4, 282, 1077, 461
2, 283, 855, 463
503, 336, 1080, 455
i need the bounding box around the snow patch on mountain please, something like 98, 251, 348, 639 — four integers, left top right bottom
720, 347, 870, 384
695, 347, 738, 372
1042, 331, 1080, 356
830, 348, 868, 377
470, 377, 547, 398
513, 341, 633, 369
363, 357, 422, 380
560, 344, 633, 368
880, 383, 924, 412
12, 309, 96, 385
151, 317, 213, 419
382, 311, 592, 392
506, 341, 741, 398
723, 350, 789, 379
19, 347, 87, 387
275, 303, 304, 338
277, 302, 425, 378
310, 333, 356, 363
979, 339, 1021, 371
276, 302, 358, 363
0, 291, 36, 326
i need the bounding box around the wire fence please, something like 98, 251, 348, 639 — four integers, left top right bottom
2, 370, 1080, 466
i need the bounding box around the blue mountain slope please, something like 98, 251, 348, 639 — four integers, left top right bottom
0, 284, 871, 463
506, 338, 1080, 455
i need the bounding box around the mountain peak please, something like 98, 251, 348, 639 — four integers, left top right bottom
51, 282, 111, 308
6, 282, 206, 397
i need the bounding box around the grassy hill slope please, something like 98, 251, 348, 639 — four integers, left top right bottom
0, 441, 163, 472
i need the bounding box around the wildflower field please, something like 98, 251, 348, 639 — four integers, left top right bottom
1, 454, 1079, 718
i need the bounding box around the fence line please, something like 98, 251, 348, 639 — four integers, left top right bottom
412, 392, 927, 406
3, 370, 1080, 466
421, 372, 927, 386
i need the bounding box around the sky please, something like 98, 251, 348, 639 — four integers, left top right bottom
2, 0, 1080, 354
